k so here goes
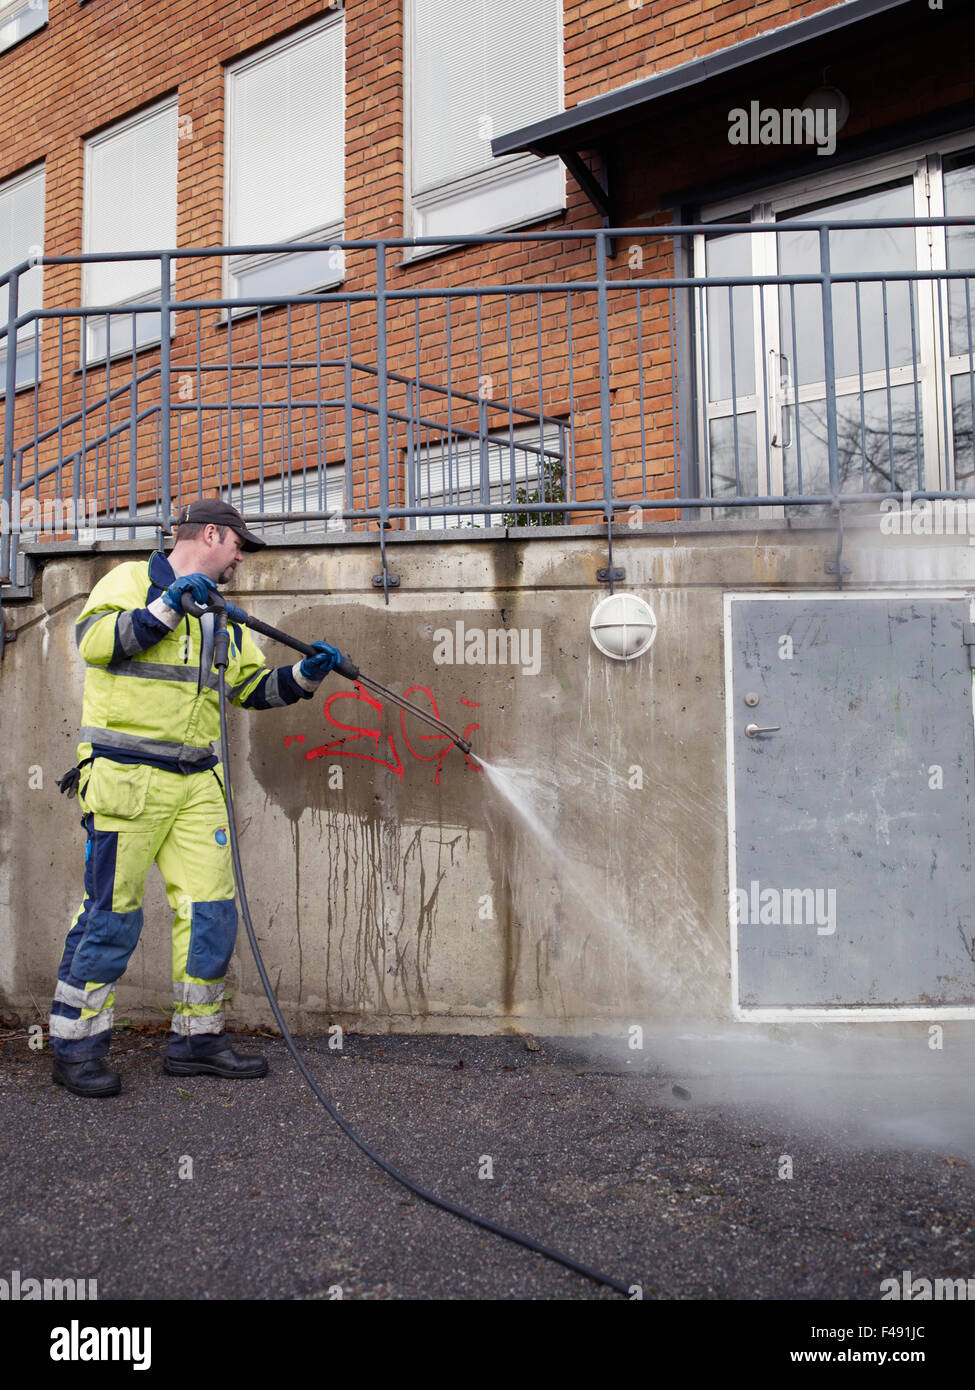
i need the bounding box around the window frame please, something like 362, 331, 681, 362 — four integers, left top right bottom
0, 161, 45, 396
0, 0, 47, 58
405, 419, 568, 530
690, 128, 975, 510
222, 10, 347, 311
232, 466, 348, 538
82, 97, 179, 367
402, 0, 566, 260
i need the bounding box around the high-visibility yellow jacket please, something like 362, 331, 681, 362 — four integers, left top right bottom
74, 550, 319, 772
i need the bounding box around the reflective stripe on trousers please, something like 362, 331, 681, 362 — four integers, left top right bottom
50, 762, 237, 1061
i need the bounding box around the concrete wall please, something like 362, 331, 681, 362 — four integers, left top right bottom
2, 518, 973, 1035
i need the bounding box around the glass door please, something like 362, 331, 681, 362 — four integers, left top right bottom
942, 152, 975, 488
696, 218, 788, 515
694, 143, 975, 509
774, 178, 929, 506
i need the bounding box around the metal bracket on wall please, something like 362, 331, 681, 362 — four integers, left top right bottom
825, 503, 851, 589
559, 150, 616, 257
372, 569, 400, 613
0, 607, 16, 666
598, 513, 624, 591
373, 525, 400, 605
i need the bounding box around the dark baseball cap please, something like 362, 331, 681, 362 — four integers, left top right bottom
175, 498, 267, 551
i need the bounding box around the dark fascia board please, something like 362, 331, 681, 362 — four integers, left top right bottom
661, 98, 975, 213
491, 0, 913, 158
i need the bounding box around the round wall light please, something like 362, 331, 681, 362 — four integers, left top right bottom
801, 84, 850, 132
589, 592, 657, 661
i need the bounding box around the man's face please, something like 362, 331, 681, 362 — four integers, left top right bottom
206, 526, 245, 584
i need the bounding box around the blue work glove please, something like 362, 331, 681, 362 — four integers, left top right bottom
163, 573, 217, 612
223, 601, 247, 623
300, 640, 342, 682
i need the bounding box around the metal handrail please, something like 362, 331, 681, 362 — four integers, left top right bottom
2, 222, 974, 589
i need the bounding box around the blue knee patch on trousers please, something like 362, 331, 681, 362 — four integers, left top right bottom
71, 907, 144, 983
186, 900, 238, 979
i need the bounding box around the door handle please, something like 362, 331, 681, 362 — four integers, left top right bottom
768, 348, 779, 446
745, 723, 780, 737
769, 351, 793, 449
779, 353, 793, 449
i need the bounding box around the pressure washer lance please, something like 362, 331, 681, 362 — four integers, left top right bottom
180, 589, 633, 1299
207, 594, 474, 757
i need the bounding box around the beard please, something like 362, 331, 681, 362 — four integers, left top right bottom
218, 563, 235, 584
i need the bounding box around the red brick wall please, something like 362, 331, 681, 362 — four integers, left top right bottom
563, 0, 843, 107
0, 0, 963, 538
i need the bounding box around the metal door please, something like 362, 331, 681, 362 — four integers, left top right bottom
726, 593, 975, 1018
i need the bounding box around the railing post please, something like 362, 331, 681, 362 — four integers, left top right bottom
343, 350, 353, 533
128, 353, 138, 541
2, 269, 19, 584
159, 253, 172, 526
819, 226, 840, 499
374, 243, 395, 598
72, 451, 82, 539
478, 394, 490, 528
10, 448, 23, 585
405, 378, 416, 517
595, 231, 614, 522
375, 243, 390, 533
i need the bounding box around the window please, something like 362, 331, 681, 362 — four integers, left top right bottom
407, 0, 564, 244
100, 502, 160, 543
408, 422, 566, 529
233, 467, 347, 537
0, 0, 47, 57
693, 135, 975, 509
83, 100, 178, 363
225, 14, 345, 302
0, 164, 44, 393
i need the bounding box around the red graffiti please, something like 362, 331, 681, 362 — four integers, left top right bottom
293, 681, 481, 784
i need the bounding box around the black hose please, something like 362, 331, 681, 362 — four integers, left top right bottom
214, 656, 634, 1299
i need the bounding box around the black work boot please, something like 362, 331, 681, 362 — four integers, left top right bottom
52, 1057, 121, 1098
163, 1046, 268, 1080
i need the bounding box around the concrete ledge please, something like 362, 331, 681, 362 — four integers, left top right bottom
16, 512, 879, 564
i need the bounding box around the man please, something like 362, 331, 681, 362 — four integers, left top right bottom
49, 498, 341, 1098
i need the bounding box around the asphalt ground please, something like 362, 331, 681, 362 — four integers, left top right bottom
1, 1024, 973, 1357
3, 1026, 974, 1292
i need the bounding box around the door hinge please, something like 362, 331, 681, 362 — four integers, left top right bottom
0, 609, 15, 667
963, 622, 975, 669
956, 622, 973, 669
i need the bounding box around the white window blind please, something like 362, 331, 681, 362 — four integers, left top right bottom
410, 423, 564, 529
410, 0, 563, 239
233, 467, 347, 537
0, 165, 44, 391
84, 102, 177, 308
227, 15, 345, 298
229, 19, 344, 244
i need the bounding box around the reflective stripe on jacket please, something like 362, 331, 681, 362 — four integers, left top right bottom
75, 549, 318, 769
